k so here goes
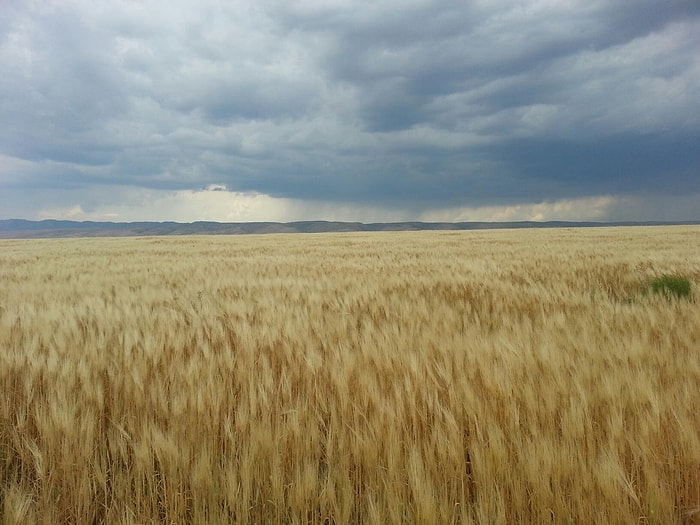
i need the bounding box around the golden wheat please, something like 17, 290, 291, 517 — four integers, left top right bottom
1, 226, 699, 524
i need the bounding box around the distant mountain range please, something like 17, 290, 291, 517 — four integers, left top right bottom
1, 219, 698, 239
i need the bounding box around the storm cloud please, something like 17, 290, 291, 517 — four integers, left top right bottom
1, 0, 699, 222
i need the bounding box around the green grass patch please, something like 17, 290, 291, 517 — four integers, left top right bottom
646, 274, 692, 300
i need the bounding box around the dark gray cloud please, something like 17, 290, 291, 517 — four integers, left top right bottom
1, 0, 699, 221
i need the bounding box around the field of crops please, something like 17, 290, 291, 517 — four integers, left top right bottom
1, 226, 699, 524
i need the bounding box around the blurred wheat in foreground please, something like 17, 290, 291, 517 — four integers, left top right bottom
1, 226, 699, 524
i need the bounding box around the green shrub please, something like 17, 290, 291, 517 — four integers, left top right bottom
648, 275, 692, 299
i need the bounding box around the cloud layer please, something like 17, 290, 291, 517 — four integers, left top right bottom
1, 0, 699, 221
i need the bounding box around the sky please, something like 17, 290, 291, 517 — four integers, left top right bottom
1, 0, 699, 223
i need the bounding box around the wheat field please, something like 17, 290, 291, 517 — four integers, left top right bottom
1, 226, 699, 524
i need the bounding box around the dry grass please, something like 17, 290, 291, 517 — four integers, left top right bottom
1, 226, 699, 524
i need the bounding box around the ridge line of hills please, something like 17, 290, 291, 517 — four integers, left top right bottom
1, 219, 698, 239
